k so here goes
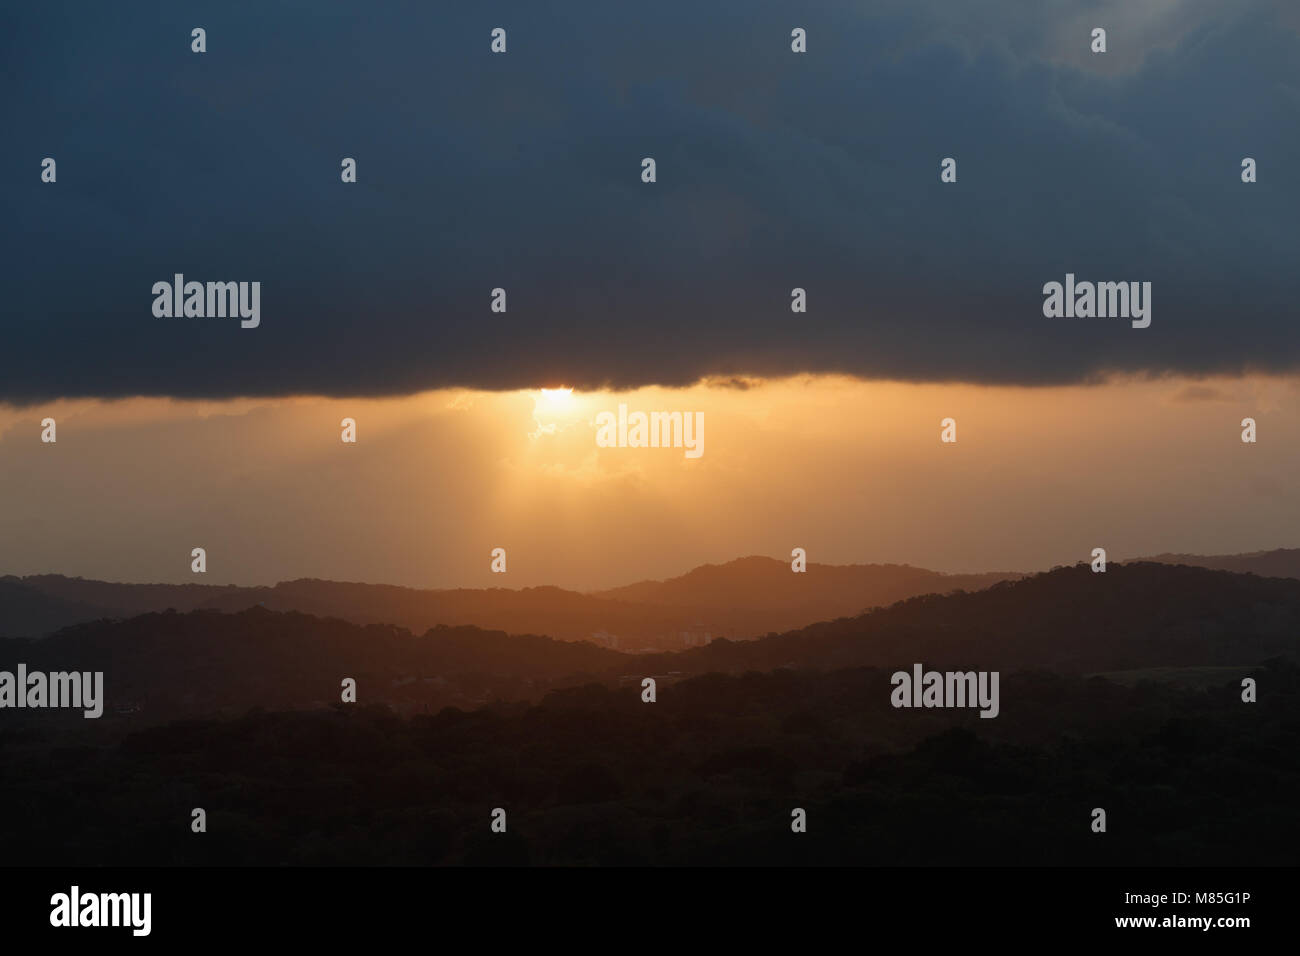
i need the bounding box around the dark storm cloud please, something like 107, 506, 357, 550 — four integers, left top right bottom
1, 0, 1297, 402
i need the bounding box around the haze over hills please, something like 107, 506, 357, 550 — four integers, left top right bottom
4, 548, 1300, 646
1132, 548, 1300, 580
0, 558, 1023, 644
4, 562, 1297, 723
0, 579, 106, 638
589, 556, 1017, 615
639, 561, 1300, 676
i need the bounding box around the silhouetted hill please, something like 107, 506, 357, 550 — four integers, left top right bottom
199, 580, 717, 650
3, 562, 1297, 725
11, 547, 1299, 646
1138, 547, 1300, 580
5, 574, 246, 615
0, 607, 622, 720
0, 579, 110, 638
592, 555, 1018, 616
0, 557, 1021, 645
645, 562, 1300, 676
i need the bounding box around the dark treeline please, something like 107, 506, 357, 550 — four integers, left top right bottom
1, 661, 1297, 866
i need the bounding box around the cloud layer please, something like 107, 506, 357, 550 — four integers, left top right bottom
2, 0, 1297, 401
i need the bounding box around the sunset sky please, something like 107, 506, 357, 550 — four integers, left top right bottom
1, 373, 1295, 589
2, 1, 1297, 588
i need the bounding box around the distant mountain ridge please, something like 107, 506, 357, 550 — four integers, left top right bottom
637, 561, 1300, 676
2, 562, 1296, 723
4, 547, 1300, 644
1132, 548, 1300, 579
0, 558, 1023, 643
591, 555, 1017, 612
0, 579, 107, 638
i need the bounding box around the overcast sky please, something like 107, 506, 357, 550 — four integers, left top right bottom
3, 0, 1297, 402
